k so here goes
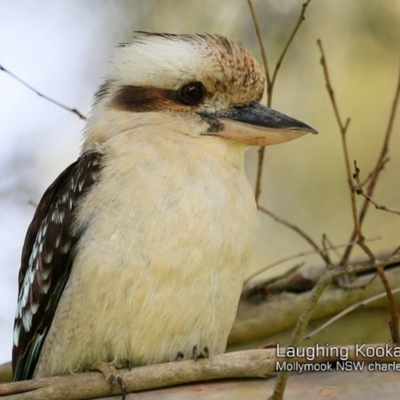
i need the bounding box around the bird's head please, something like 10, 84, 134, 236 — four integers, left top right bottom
83, 32, 317, 152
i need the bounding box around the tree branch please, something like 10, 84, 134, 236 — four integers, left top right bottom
2, 344, 400, 399
0, 64, 87, 120
247, 0, 312, 204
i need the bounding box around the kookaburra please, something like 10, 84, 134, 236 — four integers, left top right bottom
12, 33, 316, 383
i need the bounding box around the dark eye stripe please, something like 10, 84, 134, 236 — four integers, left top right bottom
110, 84, 206, 112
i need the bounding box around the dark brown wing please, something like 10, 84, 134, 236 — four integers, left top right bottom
12, 151, 103, 381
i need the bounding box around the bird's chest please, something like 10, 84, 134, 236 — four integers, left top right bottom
76, 141, 257, 278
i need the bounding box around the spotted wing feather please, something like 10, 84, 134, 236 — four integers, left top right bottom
12, 151, 103, 381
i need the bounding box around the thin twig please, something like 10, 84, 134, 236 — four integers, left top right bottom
354, 161, 400, 215
28, 199, 38, 208
321, 234, 333, 265
247, 0, 311, 204
258, 205, 330, 265
269, 267, 333, 400
269, 0, 312, 106
360, 157, 390, 187
244, 236, 381, 284
0, 64, 87, 120
317, 40, 378, 262
303, 287, 400, 340
247, 0, 270, 87
317, 39, 400, 345
353, 161, 400, 340
341, 62, 400, 265
317, 41, 359, 242
269, 257, 399, 400
322, 233, 342, 261
376, 264, 400, 343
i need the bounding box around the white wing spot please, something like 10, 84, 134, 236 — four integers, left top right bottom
29, 246, 38, 266
41, 223, 48, 237
51, 210, 64, 223
13, 324, 20, 347
29, 268, 35, 284
60, 193, 69, 204
40, 281, 51, 294
60, 240, 71, 254
42, 267, 51, 280
30, 302, 39, 315
55, 234, 61, 248
22, 311, 33, 332
43, 250, 53, 264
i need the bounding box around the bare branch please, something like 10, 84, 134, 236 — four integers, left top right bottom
354, 161, 400, 216
269, 0, 312, 105
269, 266, 333, 400
317, 40, 380, 263
268, 255, 399, 400
303, 287, 400, 341
359, 157, 390, 187
376, 264, 400, 343
0, 64, 87, 120
341, 61, 400, 264
258, 205, 330, 265
244, 236, 381, 284
318, 41, 399, 342
316, 40, 363, 243
246, 0, 270, 87
2, 345, 400, 399
247, 1, 312, 204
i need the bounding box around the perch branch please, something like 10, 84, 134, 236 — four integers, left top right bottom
2, 345, 400, 400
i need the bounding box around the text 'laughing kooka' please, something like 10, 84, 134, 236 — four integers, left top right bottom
13, 33, 317, 383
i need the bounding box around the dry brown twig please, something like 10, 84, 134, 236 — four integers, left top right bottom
0, 64, 87, 120
376, 265, 400, 342
267, 37, 400, 400
353, 161, 400, 216
244, 236, 381, 285
317, 40, 400, 345
258, 205, 330, 265
317, 40, 376, 261
340, 62, 400, 265
247, 0, 312, 204
247, 3, 332, 318
303, 287, 400, 341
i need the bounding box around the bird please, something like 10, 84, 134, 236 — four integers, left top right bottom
12, 32, 317, 386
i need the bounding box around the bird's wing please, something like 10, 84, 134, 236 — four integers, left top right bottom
12, 151, 103, 381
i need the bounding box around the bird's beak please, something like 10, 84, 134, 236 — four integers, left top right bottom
200, 101, 317, 146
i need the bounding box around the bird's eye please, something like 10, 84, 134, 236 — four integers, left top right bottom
178, 82, 205, 105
